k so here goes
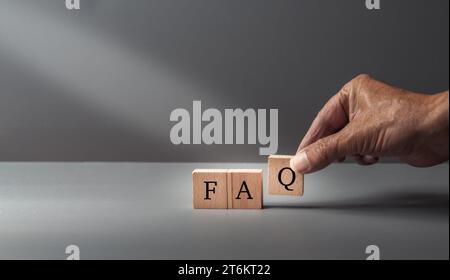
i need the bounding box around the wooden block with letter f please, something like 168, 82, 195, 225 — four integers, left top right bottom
192, 169, 263, 209
268, 155, 304, 196
192, 169, 228, 209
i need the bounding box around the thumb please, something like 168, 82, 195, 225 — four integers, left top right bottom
290, 130, 351, 174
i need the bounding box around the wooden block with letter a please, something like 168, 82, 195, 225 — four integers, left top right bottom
192, 169, 263, 209
228, 169, 263, 209
268, 155, 304, 196
192, 169, 228, 209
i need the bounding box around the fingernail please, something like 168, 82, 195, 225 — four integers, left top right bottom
290, 152, 310, 173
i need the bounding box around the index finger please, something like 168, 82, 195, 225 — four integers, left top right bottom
297, 85, 350, 152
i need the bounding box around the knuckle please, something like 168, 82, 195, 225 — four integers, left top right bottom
341, 75, 370, 97
351, 74, 371, 88
342, 74, 372, 99
354, 73, 371, 82
353, 74, 372, 88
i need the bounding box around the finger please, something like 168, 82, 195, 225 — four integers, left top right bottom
291, 128, 352, 174
354, 155, 379, 165
297, 85, 351, 152
362, 155, 379, 165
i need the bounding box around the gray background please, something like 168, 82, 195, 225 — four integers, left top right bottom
0, 0, 448, 162
0, 1, 448, 260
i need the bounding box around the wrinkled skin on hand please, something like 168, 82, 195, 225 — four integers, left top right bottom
291, 74, 449, 174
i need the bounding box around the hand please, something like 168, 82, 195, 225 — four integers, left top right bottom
290, 74, 449, 174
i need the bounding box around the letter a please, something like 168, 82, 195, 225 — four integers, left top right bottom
66, 0, 80, 10
236, 181, 253, 200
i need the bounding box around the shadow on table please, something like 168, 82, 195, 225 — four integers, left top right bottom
265, 189, 449, 221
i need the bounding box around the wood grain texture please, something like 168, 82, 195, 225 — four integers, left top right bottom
268, 155, 304, 196
192, 169, 228, 209
228, 169, 263, 209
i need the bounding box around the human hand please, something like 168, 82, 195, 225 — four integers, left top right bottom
290, 74, 449, 174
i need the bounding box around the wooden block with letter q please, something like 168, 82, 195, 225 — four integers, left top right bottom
268, 155, 304, 196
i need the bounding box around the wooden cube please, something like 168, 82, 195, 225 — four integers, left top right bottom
228, 169, 263, 209
192, 169, 228, 209
268, 155, 304, 196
